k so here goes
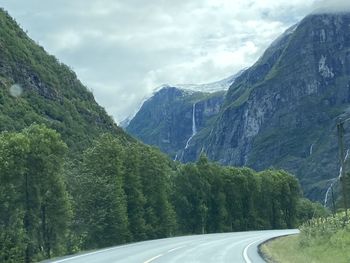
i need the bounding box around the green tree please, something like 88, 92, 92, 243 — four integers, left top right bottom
278, 171, 300, 228
78, 134, 130, 248
0, 132, 28, 262
123, 145, 147, 241
23, 124, 71, 261
139, 147, 176, 238
0, 124, 71, 262
173, 162, 209, 234
222, 167, 245, 231
296, 198, 327, 225
197, 156, 227, 233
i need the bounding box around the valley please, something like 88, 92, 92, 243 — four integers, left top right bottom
1, 4, 350, 263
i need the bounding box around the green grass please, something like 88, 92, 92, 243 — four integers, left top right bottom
261, 234, 349, 263
261, 213, 350, 263
230, 87, 252, 107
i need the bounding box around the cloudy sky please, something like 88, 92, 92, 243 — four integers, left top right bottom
0, 0, 331, 122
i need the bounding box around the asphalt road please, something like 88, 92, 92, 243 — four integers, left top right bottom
49, 229, 299, 263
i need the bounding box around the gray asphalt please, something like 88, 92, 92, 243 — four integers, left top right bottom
49, 229, 299, 263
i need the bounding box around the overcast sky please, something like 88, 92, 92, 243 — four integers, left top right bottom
0, 0, 331, 122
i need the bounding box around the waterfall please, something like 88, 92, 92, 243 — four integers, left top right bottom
324, 178, 338, 207
192, 103, 197, 135
184, 103, 197, 149
310, 143, 314, 156
324, 149, 350, 207
345, 149, 350, 164
174, 154, 178, 161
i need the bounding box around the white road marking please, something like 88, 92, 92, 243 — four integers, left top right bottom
243, 237, 267, 263
167, 246, 185, 253
143, 253, 163, 263
52, 246, 122, 262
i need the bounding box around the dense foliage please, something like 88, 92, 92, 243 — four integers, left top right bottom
262, 212, 350, 263
299, 212, 350, 248
0, 7, 327, 263
0, 125, 321, 262
71, 134, 176, 249
0, 8, 130, 154
174, 155, 302, 234
0, 125, 71, 262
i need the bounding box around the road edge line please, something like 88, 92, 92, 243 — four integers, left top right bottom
52, 246, 122, 263
243, 237, 269, 263
258, 233, 300, 262
143, 253, 163, 263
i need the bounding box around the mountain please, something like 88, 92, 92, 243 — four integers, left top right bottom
126, 87, 225, 159
172, 70, 244, 93
121, 71, 242, 128
125, 71, 245, 157
0, 8, 132, 152
127, 12, 350, 201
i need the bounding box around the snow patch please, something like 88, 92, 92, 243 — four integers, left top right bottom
175, 70, 244, 93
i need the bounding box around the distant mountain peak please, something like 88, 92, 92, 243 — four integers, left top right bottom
170, 70, 246, 93
121, 70, 245, 128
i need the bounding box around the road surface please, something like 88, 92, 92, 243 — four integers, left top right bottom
48, 229, 298, 263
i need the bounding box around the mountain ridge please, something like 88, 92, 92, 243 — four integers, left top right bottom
0, 8, 133, 153
127, 12, 350, 201
120, 71, 243, 127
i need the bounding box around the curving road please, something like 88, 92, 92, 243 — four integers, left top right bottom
48, 229, 298, 263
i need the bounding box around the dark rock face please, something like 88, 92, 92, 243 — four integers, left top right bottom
126, 87, 225, 159
187, 13, 350, 201
126, 13, 350, 201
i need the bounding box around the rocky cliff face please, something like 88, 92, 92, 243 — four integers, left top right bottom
186, 12, 350, 200
126, 87, 225, 159
128, 12, 350, 201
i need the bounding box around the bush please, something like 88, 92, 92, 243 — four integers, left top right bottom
299, 212, 350, 247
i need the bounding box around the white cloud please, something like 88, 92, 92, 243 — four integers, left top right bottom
2, 0, 318, 122
312, 0, 350, 13
49, 30, 82, 52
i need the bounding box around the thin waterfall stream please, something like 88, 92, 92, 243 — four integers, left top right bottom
178, 103, 197, 161
184, 103, 197, 149
324, 149, 349, 207
309, 143, 314, 156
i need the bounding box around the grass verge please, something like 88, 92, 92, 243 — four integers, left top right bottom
260, 229, 350, 263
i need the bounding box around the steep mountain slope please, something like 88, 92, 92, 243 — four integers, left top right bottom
126, 87, 225, 159
189, 12, 350, 200
0, 8, 131, 152
121, 71, 241, 130
127, 12, 350, 201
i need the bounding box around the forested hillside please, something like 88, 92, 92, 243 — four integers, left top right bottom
0, 7, 324, 263
0, 8, 130, 153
